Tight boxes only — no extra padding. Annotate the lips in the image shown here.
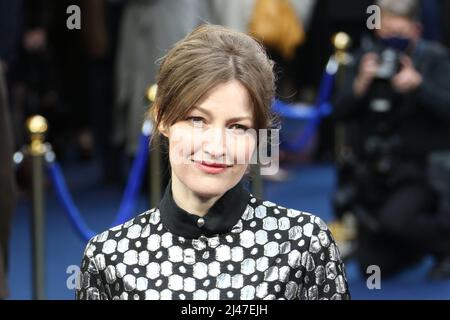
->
[199,161,230,168]
[192,160,233,174]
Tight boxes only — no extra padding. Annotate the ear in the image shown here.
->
[413,22,423,40]
[152,104,169,138]
[158,122,169,138]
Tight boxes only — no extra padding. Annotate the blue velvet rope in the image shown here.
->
[112,133,150,226]
[47,161,96,241]
[47,132,150,242]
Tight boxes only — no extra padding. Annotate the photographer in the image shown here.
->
[334,0,450,279]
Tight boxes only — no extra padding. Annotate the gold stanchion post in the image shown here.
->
[331,32,352,161]
[328,33,358,258]
[27,115,48,300]
[332,32,352,67]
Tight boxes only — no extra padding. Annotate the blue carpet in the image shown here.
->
[7,162,450,299]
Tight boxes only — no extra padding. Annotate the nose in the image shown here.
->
[203,127,227,160]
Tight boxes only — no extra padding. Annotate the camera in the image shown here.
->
[368,48,401,116]
[359,46,404,138]
[375,48,401,80]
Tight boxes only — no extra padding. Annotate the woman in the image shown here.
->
[76,24,350,300]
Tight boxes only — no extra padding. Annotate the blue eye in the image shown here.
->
[229,124,249,133]
[187,116,204,128]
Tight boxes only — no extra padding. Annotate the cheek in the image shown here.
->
[168,127,203,164]
[228,135,257,164]
[168,128,257,167]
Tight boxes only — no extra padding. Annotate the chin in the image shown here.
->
[172,162,247,199]
[188,176,234,198]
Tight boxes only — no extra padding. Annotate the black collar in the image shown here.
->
[158,180,250,239]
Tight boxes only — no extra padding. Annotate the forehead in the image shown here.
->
[380,12,413,28]
[377,12,415,38]
[193,80,253,117]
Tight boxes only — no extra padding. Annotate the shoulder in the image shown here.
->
[419,40,449,57]
[246,196,331,240]
[82,208,160,258]
[244,196,341,264]
[417,40,450,70]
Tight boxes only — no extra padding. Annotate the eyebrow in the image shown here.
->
[191,106,253,122]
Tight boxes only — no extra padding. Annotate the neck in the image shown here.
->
[171,175,222,217]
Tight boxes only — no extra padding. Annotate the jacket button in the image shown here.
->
[197,218,205,228]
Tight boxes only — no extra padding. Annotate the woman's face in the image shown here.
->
[161,80,257,198]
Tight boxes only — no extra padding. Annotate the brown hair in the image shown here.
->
[149,24,277,145]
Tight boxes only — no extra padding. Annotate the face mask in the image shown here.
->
[380,36,412,52]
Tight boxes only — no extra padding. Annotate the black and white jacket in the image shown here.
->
[76,181,350,300]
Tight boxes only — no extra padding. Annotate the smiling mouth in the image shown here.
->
[192,160,233,168]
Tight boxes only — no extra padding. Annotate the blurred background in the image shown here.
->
[1,0,450,299]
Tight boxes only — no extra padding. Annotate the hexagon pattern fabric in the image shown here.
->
[76,196,350,300]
